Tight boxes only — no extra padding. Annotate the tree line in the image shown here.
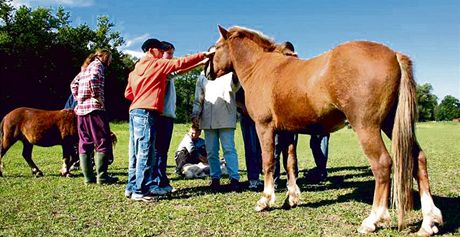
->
[1,2,459,122]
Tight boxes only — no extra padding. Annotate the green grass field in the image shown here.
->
[0,122,458,236]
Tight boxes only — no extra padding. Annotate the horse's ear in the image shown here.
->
[218,25,229,40]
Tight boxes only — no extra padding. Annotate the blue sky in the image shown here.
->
[13,0,460,99]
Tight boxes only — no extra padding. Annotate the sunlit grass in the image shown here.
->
[0,122,458,236]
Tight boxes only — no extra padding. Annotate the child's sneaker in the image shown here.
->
[248,179,263,191]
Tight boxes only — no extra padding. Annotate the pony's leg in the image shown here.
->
[355,128,392,234]
[283,142,301,209]
[22,142,43,177]
[60,144,73,177]
[0,134,17,177]
[255,125,276,212]
[413,144,443,236]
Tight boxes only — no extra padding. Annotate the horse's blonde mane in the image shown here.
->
[228,26,276,52]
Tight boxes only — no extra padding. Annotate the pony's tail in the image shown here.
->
[392,53,416,230]
[0,117,4,176]
[0,117,4,155]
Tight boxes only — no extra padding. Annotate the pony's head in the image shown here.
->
[205,25,296,80]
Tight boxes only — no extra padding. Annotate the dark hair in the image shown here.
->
[161,41,175,51]
[283,41,295,52]
[141,38,168,52]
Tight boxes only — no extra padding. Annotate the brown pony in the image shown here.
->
[207,25,443,235]
[0,107,116,177]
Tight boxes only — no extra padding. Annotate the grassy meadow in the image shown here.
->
[0,122,459,236]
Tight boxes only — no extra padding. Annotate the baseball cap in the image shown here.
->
[141,38,168,52]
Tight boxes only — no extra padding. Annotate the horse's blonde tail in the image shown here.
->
[392,53,416,230]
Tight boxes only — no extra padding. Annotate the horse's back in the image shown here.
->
[3,107,77,146]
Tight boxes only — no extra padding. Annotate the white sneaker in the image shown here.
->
[131,194,156,203]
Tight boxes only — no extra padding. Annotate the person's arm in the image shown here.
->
[70,74,80,99]
[178,134,195,154]
[124,73,134,101]
[191,74,205,126]
[88,62,104,99]
[160,53,206,75]
[175,58,208,75]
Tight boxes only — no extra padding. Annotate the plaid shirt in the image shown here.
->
[70,59,106,115]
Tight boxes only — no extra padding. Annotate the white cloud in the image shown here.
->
[122,33,150,49]
[123,49,144,59]
[11,0,94,8]
[10,0,31,8]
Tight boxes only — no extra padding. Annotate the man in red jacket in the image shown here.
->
[124,38,212,202]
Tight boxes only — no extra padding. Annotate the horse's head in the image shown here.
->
[205,25,296,80]
[204,25,234,80]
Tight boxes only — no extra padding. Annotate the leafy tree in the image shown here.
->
[416,83,438,121]
[0,1,133,120]
[174,68,201,123]
[435,95,460,121]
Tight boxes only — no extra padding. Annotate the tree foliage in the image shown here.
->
[174,68,201,123]
[435,95,460,121]
[0,1,133,120]
[416,83,438,121]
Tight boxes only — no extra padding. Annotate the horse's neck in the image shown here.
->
[230,42,264,85]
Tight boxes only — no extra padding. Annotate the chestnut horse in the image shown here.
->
[206,26,443,235]
[0,107,116,177]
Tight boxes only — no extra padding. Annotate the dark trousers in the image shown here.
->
[240,113,262,181]
[77,110,112,155]
[274,132,298,182]
[310,134,330,174]
[153,116,174,187]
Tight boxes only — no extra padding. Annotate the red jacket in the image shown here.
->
[125,53,205,112]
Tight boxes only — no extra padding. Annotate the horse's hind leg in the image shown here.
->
[0,133,17,177]
[382,126,443,235]
[413,144,443,236]
[283,141,301,209]
[355,127,392,234]
[22,142,43,177]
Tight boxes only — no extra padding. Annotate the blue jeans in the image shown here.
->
[204,128,240,180]
[126,109,158,197]
[153,116,174,187]
[310,134,330,174]
[240,114,262,181]
[274,132,298,183]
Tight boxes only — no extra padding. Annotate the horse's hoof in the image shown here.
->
[357,223,376,234]
[417,225,438,236]
[282,196,299,210]
[35,171,44,177]
[65,173,72,178]
[255,198,270,212]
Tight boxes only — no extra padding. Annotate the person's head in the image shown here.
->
[141,38,168,58]
[81,48,112,69]
[189,127,201,140]
[95,49,112,66]
[161,41,175,59]
[275,41,297,57]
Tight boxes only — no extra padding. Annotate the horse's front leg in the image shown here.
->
[255,125,275,212]
[283,140,301,209]
[60,144,74,177]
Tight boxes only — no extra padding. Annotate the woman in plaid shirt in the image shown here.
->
[70,49,118,185]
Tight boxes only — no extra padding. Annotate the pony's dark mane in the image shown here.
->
[228,26,276,52]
